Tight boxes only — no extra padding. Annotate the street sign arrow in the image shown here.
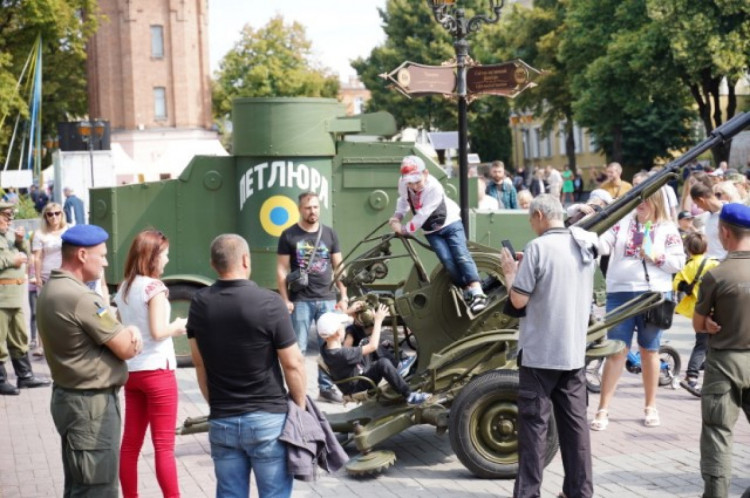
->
[466,59,541,98]
[381,61,457,97]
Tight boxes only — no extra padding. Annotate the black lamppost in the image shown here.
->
[78,120,106,187]
[427,0,504,232]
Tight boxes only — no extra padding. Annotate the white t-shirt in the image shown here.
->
[32,230,66,281]
[114,275,176,372]
[697,209,727,260]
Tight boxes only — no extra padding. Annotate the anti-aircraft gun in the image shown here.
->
[159,103,749,477]
[304,112,750,477]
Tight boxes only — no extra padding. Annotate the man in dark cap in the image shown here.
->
[37,224,143,498]
[0,201,49,395]
[693,203,750,497]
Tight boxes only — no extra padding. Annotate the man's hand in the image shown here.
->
[285,300,294,314]
[500,248,518,278]
[131,327,143,355]
[705,316,721,335]
[12,252,27,268]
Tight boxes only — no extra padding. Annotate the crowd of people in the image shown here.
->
[2,153,750,498]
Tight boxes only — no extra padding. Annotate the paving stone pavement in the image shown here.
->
[1,314,749,497]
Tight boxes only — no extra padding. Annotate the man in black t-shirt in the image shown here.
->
[189,234,307,497]
[277,191,349,403]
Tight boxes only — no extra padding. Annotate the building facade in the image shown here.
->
[86,0,225,181]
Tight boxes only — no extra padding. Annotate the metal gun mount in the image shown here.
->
[177,112,750,478]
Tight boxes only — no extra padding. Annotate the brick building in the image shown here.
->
[86,0,225,181]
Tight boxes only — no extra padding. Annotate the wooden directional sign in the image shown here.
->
[381,61,457,97]
[466,59,540,98]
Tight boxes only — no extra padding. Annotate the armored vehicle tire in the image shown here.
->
[167,283,203,368]
[658,344,681,387]
[449,370,559,479]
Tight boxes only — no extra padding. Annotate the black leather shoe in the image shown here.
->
[0,382,20,395]
[17,376,51,389]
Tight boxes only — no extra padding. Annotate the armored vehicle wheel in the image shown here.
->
[167,284,203,368]
[585,358,604,393]
[345,450,397,477]
[449,370,558,479]
[658,344,681,387]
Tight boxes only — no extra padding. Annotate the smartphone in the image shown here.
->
[501,239,517,261]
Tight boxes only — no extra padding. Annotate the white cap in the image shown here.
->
[317,312,352,338]
[588,189,613,205]
[400,155,426,183]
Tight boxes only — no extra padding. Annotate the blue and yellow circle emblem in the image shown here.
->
[259,195,299,237]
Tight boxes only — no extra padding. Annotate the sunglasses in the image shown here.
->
[46,211,62,218]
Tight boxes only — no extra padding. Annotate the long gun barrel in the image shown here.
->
[576,112,750,235]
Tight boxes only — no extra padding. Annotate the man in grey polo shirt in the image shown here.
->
[501,194,597,498]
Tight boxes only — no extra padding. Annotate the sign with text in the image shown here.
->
[381,61,457,97]
[466,60,540,98]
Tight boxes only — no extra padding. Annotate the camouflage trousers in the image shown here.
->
[50,386,122,498]
[700,348,750,498]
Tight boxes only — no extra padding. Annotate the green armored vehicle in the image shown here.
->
[91,99,750,477]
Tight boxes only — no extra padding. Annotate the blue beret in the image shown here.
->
[719,203,750,229]
[61,224,109,247]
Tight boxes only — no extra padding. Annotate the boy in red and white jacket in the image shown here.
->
[389,155,488,313]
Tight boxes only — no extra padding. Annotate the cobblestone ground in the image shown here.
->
[1,315,748,497]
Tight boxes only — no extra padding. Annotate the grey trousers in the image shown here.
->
[514,366,593,498]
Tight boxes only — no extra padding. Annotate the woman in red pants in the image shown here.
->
[115,229,187,497]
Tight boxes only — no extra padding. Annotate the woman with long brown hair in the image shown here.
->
[114,229,186,497]
[591,192,685,430]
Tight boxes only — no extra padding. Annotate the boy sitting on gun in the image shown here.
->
[318,305,429,405]
[343,299,417,377]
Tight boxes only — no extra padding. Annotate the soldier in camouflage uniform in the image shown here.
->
[0,201,49,395]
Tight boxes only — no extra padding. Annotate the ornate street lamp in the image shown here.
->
[427,0,504,231]
[78,120,106,187]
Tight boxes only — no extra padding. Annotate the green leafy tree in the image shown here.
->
[477,0,578,170]
[0,0,99,167]
[560,0,695,169]
[352,0,512,168]
[647,0,750,165]
[212,16,340,121]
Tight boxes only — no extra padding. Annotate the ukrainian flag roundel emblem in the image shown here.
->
[259,195,299,237]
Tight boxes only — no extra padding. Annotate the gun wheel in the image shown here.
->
[449,370,558,479]
[345,450,397,477]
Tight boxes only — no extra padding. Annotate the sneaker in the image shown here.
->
[398,355,417,377]
[680,378,701,398]
[406,392,431,405]
[319,387,343,404]
[469,293,488,313]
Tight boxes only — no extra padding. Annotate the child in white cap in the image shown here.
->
[318,305,429,405]
[389,155,488,313]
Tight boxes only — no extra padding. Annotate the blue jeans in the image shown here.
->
[208,412,291,498]
[606,291,671,352]
[425,221,480,287]
[291,299,335,390]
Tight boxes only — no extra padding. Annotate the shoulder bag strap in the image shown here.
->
[303,226,324,274]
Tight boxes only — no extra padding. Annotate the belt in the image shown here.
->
[53,384,120,396]
[0,278,24,285]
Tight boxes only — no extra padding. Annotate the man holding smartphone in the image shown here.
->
[500,194,598,498]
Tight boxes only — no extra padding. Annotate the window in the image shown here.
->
[154,87,167,119]
[353,97,365,115]
[151,25,164,58]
